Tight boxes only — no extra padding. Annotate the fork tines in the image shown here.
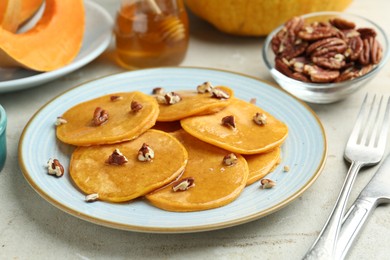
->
[350,94,390,148]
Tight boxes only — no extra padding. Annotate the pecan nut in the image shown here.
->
[223,153,238,166]
[306,37,348,57]
[172,177,195,192]
[291,72,310,82]
[272,16,382,83]
[335,64,373,82]
[221,115,236,128]
[152,87,165,95]
[110,95,123,101]
[211,88,230,99]
[85,193,99,202]
[345,36,363,61]
[271,16,308,60]
[253,112,267,126]
[260,178,276,189]
[106,149,128,165]
[329,18,356,30]
[164,92,182,105]
[312,53,346,70]
[357,27,377,39]
[298,23,338,41]
[369,37,383,64]
[131,100,143,112]
[137,143,154,162]
[307,37,348,69]
[197,81,214,93]
[303,64,340,83]
[93,107,109,126]
[359,37,382,65]
[275,58,294,77]
[47,158,65,177]
[55,116,67,126]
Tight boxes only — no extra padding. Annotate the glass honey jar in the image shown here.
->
[115,0,189,69]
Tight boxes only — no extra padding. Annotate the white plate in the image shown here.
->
[0,0,113,93]
[18,67,327,233]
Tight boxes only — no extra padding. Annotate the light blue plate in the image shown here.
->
[0,0,113,93]
[18,67,327,233]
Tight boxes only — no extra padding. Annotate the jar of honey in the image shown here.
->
[115,0,189,69]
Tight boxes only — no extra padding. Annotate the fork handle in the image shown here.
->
[303,161,363,260]
[335,197,377,260]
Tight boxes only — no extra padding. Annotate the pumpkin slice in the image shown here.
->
[70,129,188,203]
[181,98,288,154]
[0,0,21,32]
[244,147,281,186]
[20,0,44,26]
[156,86,234,122]
[146,130,248,212]
[56,92,159,146]
[0,0,84,71]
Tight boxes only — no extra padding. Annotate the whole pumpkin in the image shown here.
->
[185,0,352,36]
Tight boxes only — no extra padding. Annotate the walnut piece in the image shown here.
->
[47,158,64,177]
[106,149,128,165]
[172,177,195,192]
[93,107,109,126]
[137,143,154,162]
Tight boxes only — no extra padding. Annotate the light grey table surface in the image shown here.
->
[1,0,390,259]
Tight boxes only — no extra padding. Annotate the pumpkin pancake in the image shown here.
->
[70,129,188,203]
[244,147,281,186]
[145,130,248,212]
[56,92,159,146]
[156,86,234,122]
[181,98,288,154]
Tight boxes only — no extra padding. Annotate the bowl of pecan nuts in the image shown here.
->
[262,12,389,104]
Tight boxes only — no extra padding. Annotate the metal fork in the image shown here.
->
[303,94,390,260]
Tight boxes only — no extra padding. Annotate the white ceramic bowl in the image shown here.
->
[262,11,390,104]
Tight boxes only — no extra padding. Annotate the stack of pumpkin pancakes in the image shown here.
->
[56,84,288,212]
